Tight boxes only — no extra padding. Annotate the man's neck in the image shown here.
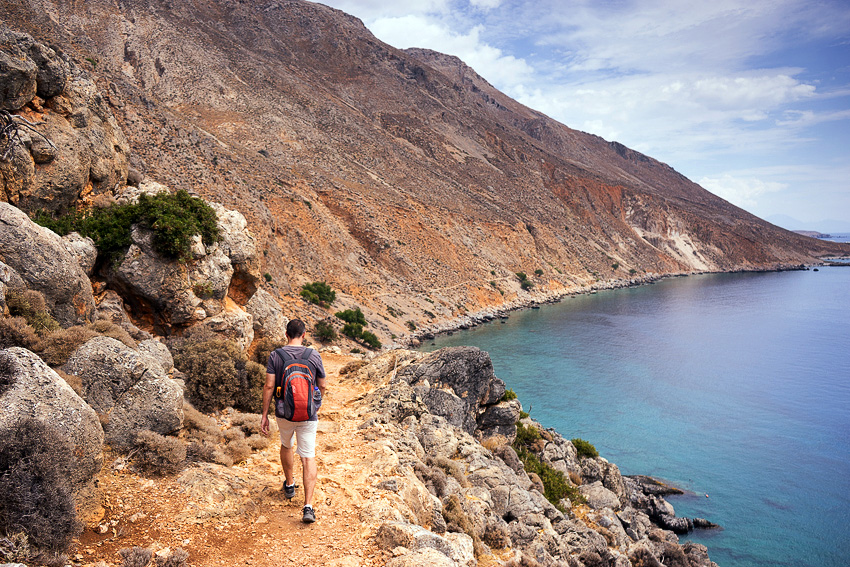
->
[287,337,304,347]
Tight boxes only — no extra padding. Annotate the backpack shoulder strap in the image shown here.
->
[299,347,314,361]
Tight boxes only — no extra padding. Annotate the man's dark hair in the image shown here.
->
[286,319,306,339]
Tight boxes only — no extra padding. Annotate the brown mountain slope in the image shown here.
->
[2,0,847,340]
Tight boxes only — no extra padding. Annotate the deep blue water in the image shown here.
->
[422,268,850,567]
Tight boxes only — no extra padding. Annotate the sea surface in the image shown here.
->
[422,267,850,567]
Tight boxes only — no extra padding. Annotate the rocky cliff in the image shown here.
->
[2,0,848,343]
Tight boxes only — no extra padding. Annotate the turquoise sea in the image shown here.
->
[422,267,850,567]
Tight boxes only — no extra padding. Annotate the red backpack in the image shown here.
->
[273,348,319,422]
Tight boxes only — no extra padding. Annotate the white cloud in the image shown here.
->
[469,0,501,9]
[698,174,787,209]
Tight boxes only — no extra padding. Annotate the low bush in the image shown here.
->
[4,289,59,335]
[0,419,82,553]
[513,447,585,511]
[571,438,599,459]
[33,189,219,262]
[119,546,152,567]
[443,494,486,557]
[132,430,186,476]
[39,325,98,366]
[359,329,382,350]
[501,388,517,402]
[313,319,337,342]
[155,547,189,567]
[426,456,468,488]
[54,368,83,397]
[0,531,30,564]
[300,281,336,307]
[534,269,544,276]
[173,336,262,413]
[252,337,287,366]
[513,422,542,448]
[0,316,41,352]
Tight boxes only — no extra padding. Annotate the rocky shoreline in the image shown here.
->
[349,346,721,566]
[396,262,815,348]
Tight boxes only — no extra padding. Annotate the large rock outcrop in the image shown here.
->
[0,347,104,497]
[0,26,129,214]
[350,350,719,567]
[62,336,183,449]
[0,201,95,326]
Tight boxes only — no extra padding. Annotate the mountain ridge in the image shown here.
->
[1,0,848,341]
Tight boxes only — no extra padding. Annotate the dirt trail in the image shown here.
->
[76,353,389,567]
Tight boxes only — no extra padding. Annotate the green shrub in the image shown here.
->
[513,447,585,510]
[300,281,336,307]
[519,410,529,419]
[173,336,260,413]
[359,329,382,349]
[313,320,337,342]
[406,320,416,331]
[521,279,534,290]
[4,289,60,335]
[612,262,619,270]
[0,419,82,552]
[534,269,544,277]
[192,282,215,299]
[132,430,186,476]
[515,272,527,281]
[513,422,541,448]
[335,307,367,326]
[263,272,272,282]
[571,438,599,459]
[501,388,518,402]
[629,268,637,275]
[33,189,219,262]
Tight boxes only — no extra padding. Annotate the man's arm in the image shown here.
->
[316,376,326,397]
[260,371,276,435]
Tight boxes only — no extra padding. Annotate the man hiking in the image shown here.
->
[261,319,327,523]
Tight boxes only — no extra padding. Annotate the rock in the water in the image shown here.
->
[62,336,183,449]
[0,347,104,492]
[0,202,95,326]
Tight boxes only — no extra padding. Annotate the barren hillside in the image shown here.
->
[2,0,847,340]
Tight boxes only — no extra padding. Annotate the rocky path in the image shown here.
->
[76,353,390,567]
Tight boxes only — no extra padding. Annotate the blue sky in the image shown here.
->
[317,0,850,231]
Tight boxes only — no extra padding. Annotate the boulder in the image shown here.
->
[0,259,25,289]
[62,336,183,449]
[138,339,174,374]
[397,347,506,435]
[62,231,98,276]
[0,347,104,492]
[0,202,95,326]
[579,481,621,511]
[197,301,254,351]
[477,399,520,439]
[245,288,288,339]
[0,37,37,110]
[376,522,474,567]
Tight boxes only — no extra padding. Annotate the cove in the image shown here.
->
[422,268,850,567]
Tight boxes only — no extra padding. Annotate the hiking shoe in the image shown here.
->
[282,482,296,500]
[302,505,316,524]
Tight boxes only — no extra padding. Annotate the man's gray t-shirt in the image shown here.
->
[266,346,326,421]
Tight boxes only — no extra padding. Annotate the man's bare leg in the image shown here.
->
[281,444,295,487]
[301,456,317,507]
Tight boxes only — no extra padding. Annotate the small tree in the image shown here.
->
[300,282,336,308]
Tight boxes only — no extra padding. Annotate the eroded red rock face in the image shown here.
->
[2,0,847,338]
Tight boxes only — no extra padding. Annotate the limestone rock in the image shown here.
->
[95,289,151,341]
[0,202,95,326]
[114,179,169,204]
[62,231,98,276]
[0,347,103,492]
[138,339,174,374]
[579,481,621,511]
[0,259,25,289]
[0,28,128,213]
[0,35,37,110]
[245,288,288,339]
[62,336,183,449]
[376,522,474,567]
[397,346,506,435]
[197,301,254,351]
[477,399,520,440]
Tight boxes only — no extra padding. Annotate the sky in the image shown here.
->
[316,0,850,231]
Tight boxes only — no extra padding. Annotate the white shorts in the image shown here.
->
[275,417,318,458]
